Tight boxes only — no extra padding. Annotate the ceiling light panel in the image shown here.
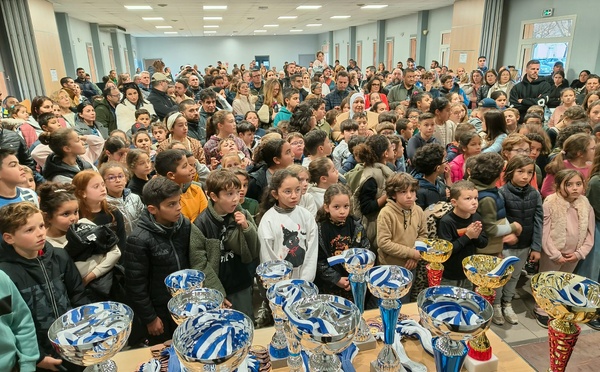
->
[203,5,227,10]
[296,5,321,10]
[124,5,152,10]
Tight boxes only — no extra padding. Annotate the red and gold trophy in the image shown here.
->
[531,271,600,372]
[415,239,453,287]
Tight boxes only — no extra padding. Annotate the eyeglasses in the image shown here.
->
[408,115,419,120]
[511,149,531,155]
[371,83,381,86]
[281,188,302,196]
[105,174,126,183]
[290,141,304,146]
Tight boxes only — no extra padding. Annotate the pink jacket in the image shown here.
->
[541,160,590,198]
[450,154,465,183]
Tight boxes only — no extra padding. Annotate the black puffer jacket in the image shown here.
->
[0,242,89,362]
[247,164,268,201]
[509,76,552,119]
[123,209,191,325]
[147,88,178,120]
[42,153,93,182]
[499,181,543,251]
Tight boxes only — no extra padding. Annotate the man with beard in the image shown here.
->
[188,74,203,102]
[388,68,423,108]
[389,68,403,87]
[509,59,552,121]
[196,89,220,144]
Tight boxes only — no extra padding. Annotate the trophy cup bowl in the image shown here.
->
[417,286,493,372]
[256,260,293,289]
[285,294,360,371]
[365,265,413,372]
[418,239,453,287]
[267,279,319,371]
[164,269,205,297]
[531,271,600,372]
[172,309,254,372]
[48,301,133,371]
[462,255,515,298]
[343,248,376,344]
[168,287,225,325]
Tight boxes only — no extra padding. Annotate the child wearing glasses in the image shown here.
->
[101,161,144,235]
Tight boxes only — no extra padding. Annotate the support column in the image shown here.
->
[349,26,356,61]
[90,23,106,78]
[376,20,386,67]
[110,31,124,73]
[55,12,75,77]
[125,33,136,75]
[416,10,429,67]
[327,31,334,66]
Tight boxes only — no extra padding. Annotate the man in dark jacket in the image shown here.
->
[179,99,204,143]
[75,67,101,100]
[124,177,191,344]
[196,89,219,144]
[93,86,120,132]
[324,71,350,111]
[509,60,552,121]
[147,72,178,120]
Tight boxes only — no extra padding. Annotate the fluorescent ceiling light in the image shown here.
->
[254,30,267,33]
[203,5,227,10]
[306,23,322,27]
[278,16,297,19]
[203,25,219,28]
[124,5,152,10]
[203,17,222,20]
[264,24,279,27]
[361,5,389,9]
[296,5,321,9]
[142,17,164,21]
[164,31,178,34]
[330,15,351,19]
[155,26,172,29]
[290,29,303,32]
[204,31,217,34]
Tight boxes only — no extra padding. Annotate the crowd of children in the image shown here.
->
[1,60,600,371]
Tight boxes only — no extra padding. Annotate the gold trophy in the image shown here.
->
[531,271,600,372]
[416,239,453,287]
[462,255,519,372]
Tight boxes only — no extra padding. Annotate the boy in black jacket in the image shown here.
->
[413,143,451,209]
[438,180,488,289]
[0,202,89,371]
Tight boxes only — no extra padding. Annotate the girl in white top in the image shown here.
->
[257,169,318,282]
[287,164,318,216]
[306,157,339,210]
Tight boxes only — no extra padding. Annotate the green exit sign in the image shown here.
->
[542,8,554,17]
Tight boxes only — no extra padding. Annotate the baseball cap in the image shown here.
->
[151,72,169,82]
[480,98,498,108]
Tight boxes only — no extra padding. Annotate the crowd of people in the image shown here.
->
[1,51,600,371]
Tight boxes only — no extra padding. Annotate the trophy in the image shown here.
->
[255,260,294,365]
[267,279,319,371]
[285,294,360,372]
[327,247,377,349]
[416,239,453,287]
[365,265,413,372]
[462,255,519,369]
[173,309,254,372]
[164,269,205,297]
[48,301,133,372]
[168,287,225,325]
[417,286,493,372]
[531,271,600,372]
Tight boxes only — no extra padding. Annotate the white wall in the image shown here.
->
[385,14,419,69]
[67,17,94,75]
[98,31,114,75]
[498,0,599,81]
[135,35,318,73]
[332,28,350,64]
[425,6,453,66]
[355,23,377,69]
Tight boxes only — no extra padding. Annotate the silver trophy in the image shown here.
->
[172,309,254,372]
[417,286,493,372]
[48,301,133,372]
[255,260,293,361]
[168,287,225,325]
[164,269,205,297]
[285,294,360,372]
[267,279,319,371]
[365,265,413,372]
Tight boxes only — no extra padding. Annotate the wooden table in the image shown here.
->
[112,302,535,371]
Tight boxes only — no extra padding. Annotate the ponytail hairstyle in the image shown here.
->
[257,168,299,223]
[308,156,334,184]
[98,136,127,168]
[126,149,149,174]
[38,127,75,157]
[72,169,115,220]
[208,110,231,138]
[316,184,352,223]
[353,134,390,166]
[545,133,593,175]
[504,155,535,184]
[38,182,78,224]
[253,138,287,168]
[429,97,450,116]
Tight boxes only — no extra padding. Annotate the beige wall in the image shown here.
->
[449,0,485,71]
[27,0,66,94]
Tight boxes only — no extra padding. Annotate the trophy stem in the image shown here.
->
[426,263,444,287]
[269,317,289,359]
[349,274,371,342]
[283,322,303,372]
[433,337,468,372]
[547,320,580,372]
[467,332,493,361]
[380,299,401,345]
[475,286,496,304]
[309,350,342,372]
[83,360,117,372]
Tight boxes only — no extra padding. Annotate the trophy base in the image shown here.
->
[83,360,117,372]
[464,353,498,372]
[370,360,408,372]
[355,334,378,351]
[270,356,288,369]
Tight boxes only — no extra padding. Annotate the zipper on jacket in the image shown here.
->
[170,231,182,270]
[37,257,60,319]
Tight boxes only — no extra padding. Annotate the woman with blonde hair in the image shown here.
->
[50,89,76,127]
[257,78,283,127]
[232,81,258,116]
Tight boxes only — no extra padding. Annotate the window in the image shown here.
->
[322,44,329,65]
[86,43,97,82]
[410,37,417,61]
[108,46,116,71]
[440,31,451,67]
[335,43,339,62]
[372,39,377,66]
[356,41,362,69]
[518,16,575,76]
[386,38,394,72]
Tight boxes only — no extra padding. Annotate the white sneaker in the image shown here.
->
[503,303,519,325]
[493,304,505,325]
